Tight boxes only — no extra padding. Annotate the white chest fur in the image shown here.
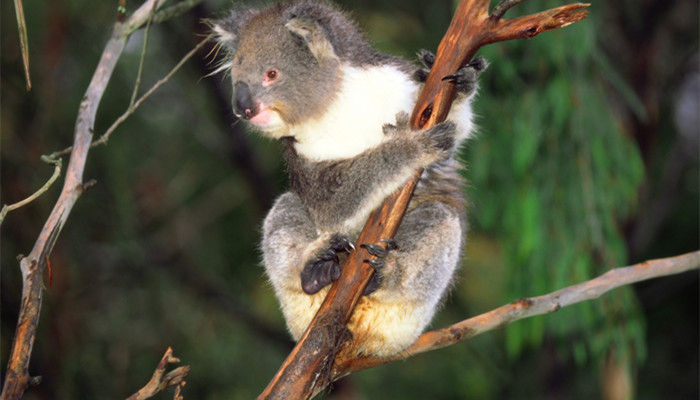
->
[290,64,420,161]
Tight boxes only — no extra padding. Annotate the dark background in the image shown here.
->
[2,0,698,398]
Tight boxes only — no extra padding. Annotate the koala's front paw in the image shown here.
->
[301,235,354,294]
[422,120,457,162]
[383,111,456,162]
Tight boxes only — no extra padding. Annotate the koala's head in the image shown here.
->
[212,2,373,138]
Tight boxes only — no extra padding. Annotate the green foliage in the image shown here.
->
[467,0,647,370]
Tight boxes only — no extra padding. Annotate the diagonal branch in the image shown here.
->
[256,1,590,399]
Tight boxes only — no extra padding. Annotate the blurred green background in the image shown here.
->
[1,0,697,398]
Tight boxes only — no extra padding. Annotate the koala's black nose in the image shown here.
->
[233,82,256,119]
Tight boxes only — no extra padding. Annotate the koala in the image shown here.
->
[212,1,485,358]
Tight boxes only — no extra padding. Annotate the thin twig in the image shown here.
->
[51,33,213,157]
[491,0,525,19]
[93,33,213,148]
[153,0,205,24]
[130,0,159,108]
[0,156,62,226]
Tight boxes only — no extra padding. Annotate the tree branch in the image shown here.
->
[334,251,700,377]
[256,1,590,399]
[1,1,204,398]
[126,348,190,400]
[0,156,62,225]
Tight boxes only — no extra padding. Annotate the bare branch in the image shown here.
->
[126,348,190,400]
[51,33,213,158]
[335,251,700,377]
[153,0,205,24]
[0,156,62,226]
[92,34,213,148]
[491,0,525,20]
[129,0,159,109]
[1,1,205,398]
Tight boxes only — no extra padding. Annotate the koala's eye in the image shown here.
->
[263,68,280,84]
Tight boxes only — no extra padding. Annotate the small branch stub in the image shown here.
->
[126,347,190,400]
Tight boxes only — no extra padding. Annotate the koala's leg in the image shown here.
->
[263,191,352,338]
[368,200,463,310]
[263,191,354,295]
[346,200,464,356]
[262,192,320,291]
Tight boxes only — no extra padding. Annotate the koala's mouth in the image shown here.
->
[247,104,286,135]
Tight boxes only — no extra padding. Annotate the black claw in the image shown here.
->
[359,238,399,295]
[467,56,488,71]
[413,69,429,83]
[441,57,487,95]
[362,243,388,258]
[441,73,460,83]
[329,235,355,254]
[414,50,435,83]
[366,257,386,271]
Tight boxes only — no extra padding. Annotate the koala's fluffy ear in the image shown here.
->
[209,20,237,49]
[207,8,258,51]
[285,17,339,62]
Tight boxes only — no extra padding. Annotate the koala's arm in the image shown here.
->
[307,115,456,232]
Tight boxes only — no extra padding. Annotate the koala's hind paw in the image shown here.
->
[361,239,398,295]
[301,235,354,294]
[442,57,488,95]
